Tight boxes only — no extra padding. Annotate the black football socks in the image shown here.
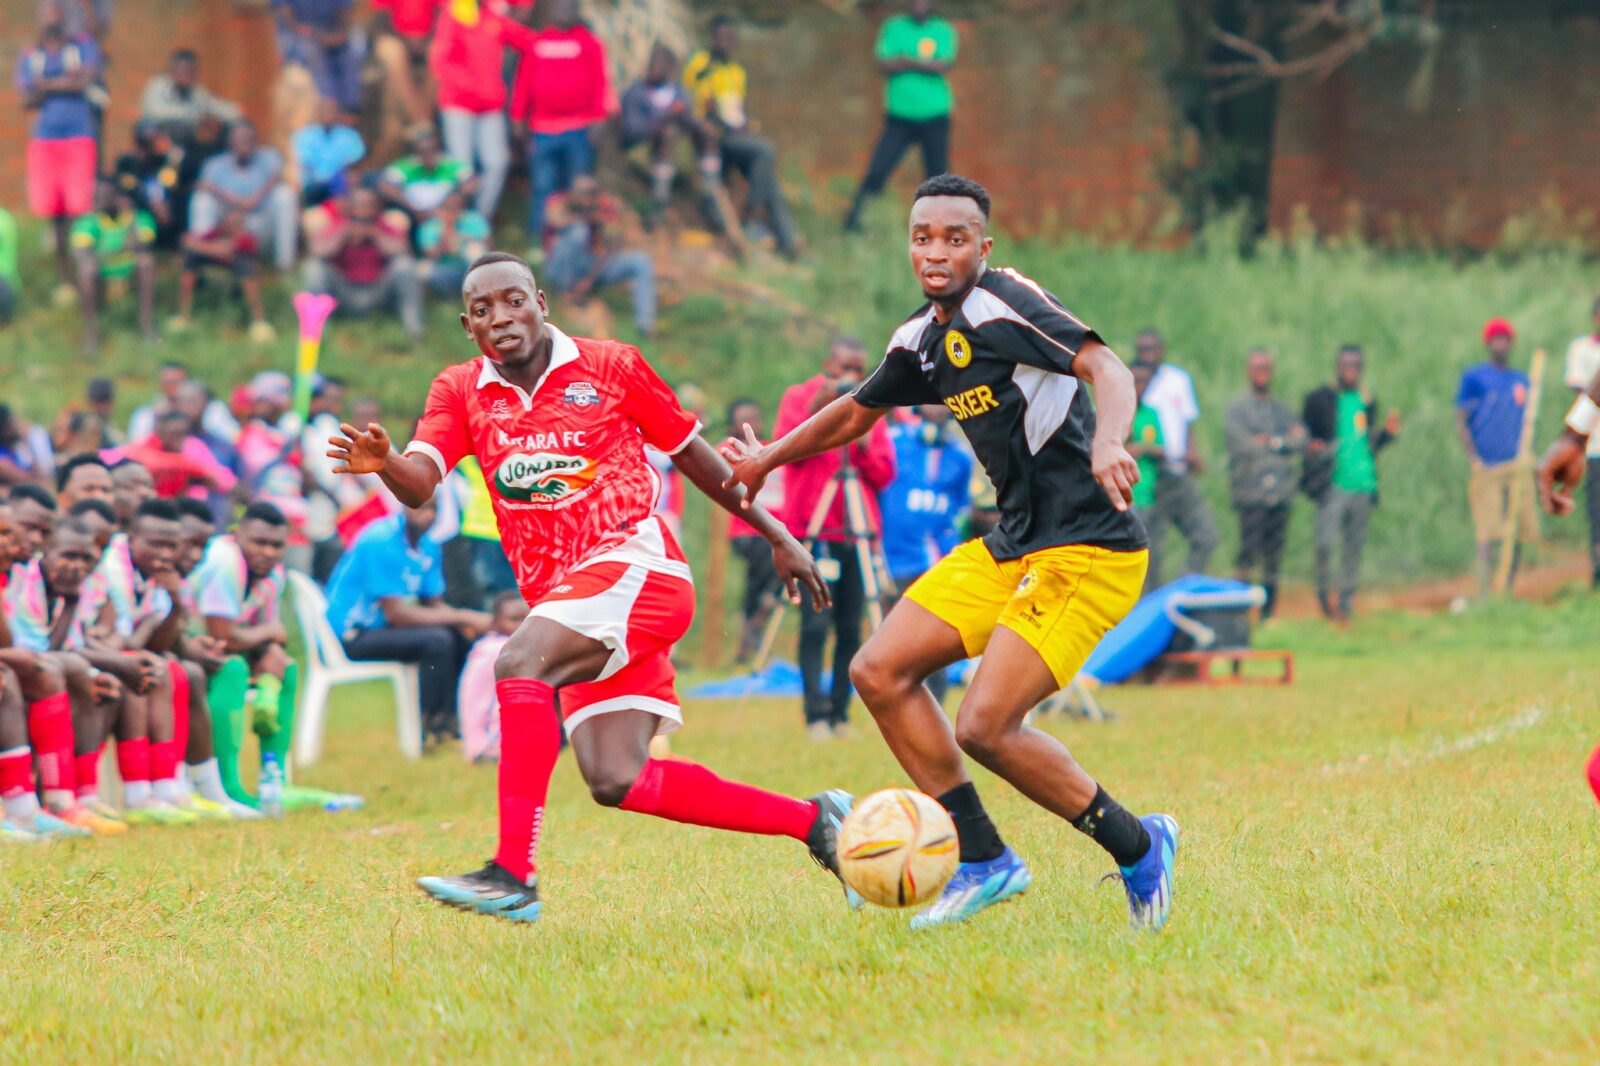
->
[1071,785,1151,868]
[936,781,1006,863]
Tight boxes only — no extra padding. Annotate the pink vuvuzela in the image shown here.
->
[293,292,338,340]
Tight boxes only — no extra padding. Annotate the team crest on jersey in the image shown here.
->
[487,399,516,420]
[1015,569,1039,597]
[562,382,601,407]
[945,329,972,369]
[494,453,599,503]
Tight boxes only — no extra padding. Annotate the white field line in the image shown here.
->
[1319,703,1552,776]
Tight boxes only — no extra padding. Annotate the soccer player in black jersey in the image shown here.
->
[725,174,1179,930]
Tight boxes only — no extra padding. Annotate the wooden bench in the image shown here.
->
[1147,649,1294,687]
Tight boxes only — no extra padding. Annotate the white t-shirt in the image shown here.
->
[1142,363,1200,469]
[1563,334,1600,458]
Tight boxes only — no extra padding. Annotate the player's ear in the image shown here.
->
[980,235,993,265]
[459,311,472,339]
[537,290,550,317]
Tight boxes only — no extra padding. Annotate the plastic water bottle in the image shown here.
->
[259,753,285,818]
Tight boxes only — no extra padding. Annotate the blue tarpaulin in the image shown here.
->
[1081,575,1258,685]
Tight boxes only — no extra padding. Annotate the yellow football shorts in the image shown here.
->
[904,539,1148,687]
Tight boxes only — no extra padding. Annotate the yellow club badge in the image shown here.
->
[945,329,972,369]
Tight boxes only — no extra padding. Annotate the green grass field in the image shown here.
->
[5,597,1598,1062]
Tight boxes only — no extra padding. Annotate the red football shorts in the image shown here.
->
[27,137,97,219]
[528,518,695,737]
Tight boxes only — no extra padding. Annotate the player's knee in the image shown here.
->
[586,765,638,808]
[848,649,897,705]
[954,715,1004,764]
[33,657,67,696]
[182,661,206,690]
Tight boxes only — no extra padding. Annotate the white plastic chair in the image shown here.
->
[287,570,423,766]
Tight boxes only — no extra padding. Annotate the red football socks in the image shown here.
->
[0,746,34,800]
[76,748,102,800]
[1588,743,1600,806]
[116,738,151,785]
[168,660,191,767]
[26,692,75,794]
[620,758,819,841]
[493,679,562,884]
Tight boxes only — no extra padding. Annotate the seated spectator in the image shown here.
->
[16,4,103,298]
[302,186,424,341]
[272,0,364,115]
[56,451,114,508]
[544,175,657,339]
[124,410,237,500]
[130,362,241,446]
[379,126,476,226]
[137,48,242,147]
[417,188,490,298]
[323,499,491,743]
[70,178,159,352]
[509,0,612,238]
[430,0,535,223]
[174,210,276,343]
[0,404,53,488]
[173,112,231,236]
[455,589,529,762]
[684,15,799,259]
[112,121,186,248]
[0,205,16,324]
[85,378,123,447]
[620,44,710,219]
[189,120,298,272]
[173,380,242,483]
[291,96,367,207]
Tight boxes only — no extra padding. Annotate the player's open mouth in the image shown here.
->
[922,271,951,287]
[492,335,523,351]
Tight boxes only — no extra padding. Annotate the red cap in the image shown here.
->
[1483,317,1515,344]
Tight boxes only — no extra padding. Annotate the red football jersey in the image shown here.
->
[406,327,701,601]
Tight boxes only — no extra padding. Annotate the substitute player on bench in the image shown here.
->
[725,174,1179,931]
[328,251,855,923]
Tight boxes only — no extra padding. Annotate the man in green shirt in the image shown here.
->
[1128,360,1164,513]
[378,126,478,226]
[1302,345,1400,621]
[71,177,159,352]
[0,206,18,323]
[843,0,957,232]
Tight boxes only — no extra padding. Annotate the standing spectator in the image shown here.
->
[620,45,708,219]
[302,186,425,342]
[1135,328,1218,588]
[430,0,535,223]
[543,175,658,338]
[510,0,612,240]
[1302,344,1400,621]
[1127,360,1163,520]
[725,398,785,664]
[272,0,365,115]
[0,206,17,324]
[775,337,896,739]
[1224,349,1304,618]
[843,0,958,232]
[1563,296,1600,588]
[323,500,491,743]
[291,97,367,207]
[174,210,275,343]
[85,378,124,447]
[1457,318,1537,597]
[684,16,800,260]
[15,3,102,298]
[878,403,970,705]
[418,188,491,298]
[137,48,242,147]
[46,0,110,42]
[189,121,298,272]
[379,126,477,226]
[370,0,443,129]
[71,178,159,352]
[112,121,185,248]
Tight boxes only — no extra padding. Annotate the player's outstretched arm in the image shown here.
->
[721,395,885,507]
[326,421,442,509]
[677,436,831,611]
[1538,365,1600,515]
[1072,340,1141,513]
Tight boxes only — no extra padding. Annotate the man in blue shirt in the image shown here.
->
[879,404,971,703]
[325,499,492,742]
[1457,317,1537,596]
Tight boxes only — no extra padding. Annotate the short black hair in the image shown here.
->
[726,396,759,427]
[156,409,192,426]
[173,497,216,525]
[52,517,96,542]
[492,589,527,612]
[87,377,115,404]
[242,501,288,527]
[1338,343,1364,359]
[134,499,182,524]
[159,360,188,375]
[67,498,116,525]
[913,174,990,219]
[56,453,109,494]
[10,483,57,512]
[463,251,535,293]
[170,48,198,64]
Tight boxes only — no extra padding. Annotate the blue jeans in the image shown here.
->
[527,128,596,237]
[544,223,657,335]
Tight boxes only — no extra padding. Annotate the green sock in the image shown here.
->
[207,657,256,808]
[253,673,284,736]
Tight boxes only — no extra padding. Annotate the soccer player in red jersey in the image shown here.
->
[328,252,854,922]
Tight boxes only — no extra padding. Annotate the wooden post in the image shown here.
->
[1495,347,1545,594]
[699,503,730,670]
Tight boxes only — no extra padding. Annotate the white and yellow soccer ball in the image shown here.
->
[837,788,959,908]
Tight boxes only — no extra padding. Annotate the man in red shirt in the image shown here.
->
[125,411,237,500]
[509,0,612,238]
[328,251,855,923]
[774,337,896,738]
[301,186,423,342]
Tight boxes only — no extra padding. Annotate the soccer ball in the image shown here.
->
[837,788,959,908]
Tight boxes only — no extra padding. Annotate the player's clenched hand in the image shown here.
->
[719,425,768,510]
[90,671,123,705]
[1091,437,1139,513]
[772,535,831,612]
[1537,430,1587,516]
[328,421,393,476]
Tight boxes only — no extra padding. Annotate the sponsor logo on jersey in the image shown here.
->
[945,329,972,369]
[488,399,516,420]
[944,384,1000,421]
[563,382,601,407]
[493,452,599,502]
